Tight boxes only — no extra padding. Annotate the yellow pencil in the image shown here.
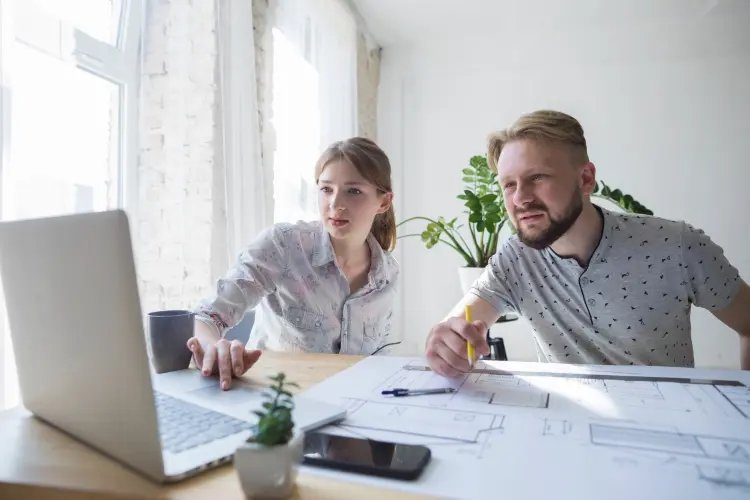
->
[465,305,475,369]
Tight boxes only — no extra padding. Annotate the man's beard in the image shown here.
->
[515,189,583,250]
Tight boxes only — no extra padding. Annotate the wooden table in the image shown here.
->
[0,352,429,500]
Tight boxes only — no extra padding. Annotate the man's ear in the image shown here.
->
[580,162,597,196]
[377,192,393,215]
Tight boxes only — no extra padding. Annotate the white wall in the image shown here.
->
[379,8,750,369]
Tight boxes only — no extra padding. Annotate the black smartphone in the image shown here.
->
[301,431,431,480]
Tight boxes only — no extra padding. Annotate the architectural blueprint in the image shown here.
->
[301,356,750,500]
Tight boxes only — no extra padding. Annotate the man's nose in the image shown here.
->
[513,182,534,207]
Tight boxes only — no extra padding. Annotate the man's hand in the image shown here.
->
[186,337,262,390]
[426,317,490,377]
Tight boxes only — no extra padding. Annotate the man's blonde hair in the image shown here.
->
[487,110,589,172]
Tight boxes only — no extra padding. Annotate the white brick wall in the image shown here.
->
[136,0,221,314]
[135,0,380,316]
[357,31,381,141]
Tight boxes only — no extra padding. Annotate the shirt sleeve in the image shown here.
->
[467,248,518,316]
[194,224,286,337]
[680,222,741,310]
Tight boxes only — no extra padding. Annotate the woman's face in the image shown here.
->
[317,160,391,243]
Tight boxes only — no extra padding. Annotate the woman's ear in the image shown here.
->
[376,192,393,215]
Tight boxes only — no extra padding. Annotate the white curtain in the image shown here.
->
[216,0,271,262]
[270,0,357,223]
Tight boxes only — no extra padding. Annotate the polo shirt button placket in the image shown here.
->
[588,298,596,306]
[581,277,590,285]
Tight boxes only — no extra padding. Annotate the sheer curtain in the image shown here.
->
[216,0,271,263]
[270,0,357,224]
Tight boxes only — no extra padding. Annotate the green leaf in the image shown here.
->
[457,194,468,200]
[610,189,622,201]
[462,176,474,183]
[462,168,473,175]
[467,200,481,212]
[469,155,486,168]
[484,203,501,213]
[469,212,483,223]
[476,221,485,232]
[485,213,501,225]
[480,194,496,204]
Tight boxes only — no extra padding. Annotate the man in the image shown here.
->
[426,110,750,376]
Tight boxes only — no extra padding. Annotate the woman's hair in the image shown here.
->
[487,110,589,172]
[314,137,396,252]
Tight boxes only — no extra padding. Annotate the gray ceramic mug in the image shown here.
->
[147,310,195,374]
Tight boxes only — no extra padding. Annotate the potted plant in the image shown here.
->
[397,154,653,295]
[235,372,303,499]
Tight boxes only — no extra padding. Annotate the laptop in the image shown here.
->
[0,210,346,483]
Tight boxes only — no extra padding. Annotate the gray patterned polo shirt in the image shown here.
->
[470,206,742,367]
[195,220,400,355]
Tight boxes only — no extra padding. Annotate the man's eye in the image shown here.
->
[532,174,546,181]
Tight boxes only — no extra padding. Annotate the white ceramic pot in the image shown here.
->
[234,428,304,499]
[457,266,486,296]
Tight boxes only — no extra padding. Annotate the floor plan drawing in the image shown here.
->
[302,356,750,500]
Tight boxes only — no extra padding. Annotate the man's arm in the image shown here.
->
[710,280,750,370]
[443,293,502,326]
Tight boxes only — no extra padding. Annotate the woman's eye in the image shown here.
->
[348,188,362,195]
[320,186,332,193]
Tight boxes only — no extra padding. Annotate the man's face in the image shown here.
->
[497,139,593,249]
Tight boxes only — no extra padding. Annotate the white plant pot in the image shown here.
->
[457,266,486,296]
[234,428,304,499]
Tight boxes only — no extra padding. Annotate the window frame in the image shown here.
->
[0,0,144,409]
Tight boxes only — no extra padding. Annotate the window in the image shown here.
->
[270,0,357,224]
[0,0,143,410]
[6,43,119,220]
[25,0,123,44]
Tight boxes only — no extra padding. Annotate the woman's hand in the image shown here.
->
[186,337,262,390]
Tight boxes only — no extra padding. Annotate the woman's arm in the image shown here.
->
[194,225,286,338]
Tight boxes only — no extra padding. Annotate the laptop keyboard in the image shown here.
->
[154,391,254,454]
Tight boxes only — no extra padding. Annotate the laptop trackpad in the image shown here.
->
[152,369,346,431]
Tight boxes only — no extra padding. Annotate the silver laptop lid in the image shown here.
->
[0,210,166,481]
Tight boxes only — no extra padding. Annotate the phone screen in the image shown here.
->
[302,431,431,480]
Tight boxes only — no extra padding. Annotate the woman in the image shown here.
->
[187,137,399,390]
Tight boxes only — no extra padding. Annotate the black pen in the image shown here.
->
[381,388,457,397]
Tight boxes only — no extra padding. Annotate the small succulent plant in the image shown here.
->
[248,372,299,446]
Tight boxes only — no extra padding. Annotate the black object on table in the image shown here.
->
[481,313,518,361]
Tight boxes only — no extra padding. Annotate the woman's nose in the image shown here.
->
[329,193,346,211]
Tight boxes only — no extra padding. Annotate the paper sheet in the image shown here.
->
[301,356,750,500]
